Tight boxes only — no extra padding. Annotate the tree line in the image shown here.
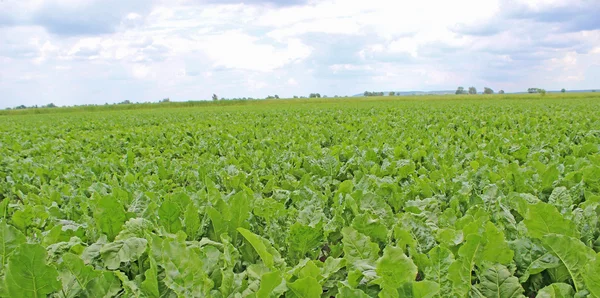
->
[455,87,502,95]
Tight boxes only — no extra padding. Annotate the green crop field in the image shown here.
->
[1,94,600,297]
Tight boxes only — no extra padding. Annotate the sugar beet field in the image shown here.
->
[1,94,600,298]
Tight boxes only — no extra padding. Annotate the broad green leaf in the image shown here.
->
[397,281,440,298]
[0,222,26,269]
[542,166,559,191]
[547,187,574,214]
[537,283,575,298]
[352,213,388,244]
[287,276,321,298]
[85,271,122,298]
[183,203,201,240]
[11,205,49,233]
[151,235,214,297]
[475,264,525,298]
[238,228,282,269]
[481,222,513,265]
[523,202,579,239]
[287,222,323,261]
[256,270,286,298]
[337,285,370,298]
[583,253,600,297]
[253,197,286,222]
[228,190,252,231]
[341,227,379,268]
[114,270,142,296]
[542,234,595,292]
[509,238,560,283]
[59,253,100,298]
[4,243,61,298]
[207,206,227,239]
[140,256,160,298]
[341,227,379,284]
[93,195,127,241]
[298,260,320,279]
[449,234,483,297]
[100,237,147,270]
[320,257,345,281]
[158,200,183,234]
[435,228,463,247]
[115,217,153,240]
[424,246,454,297]
[547,265,571,284]
[400,214,437,253]
[375,246,417,289]
[80,235,108,265]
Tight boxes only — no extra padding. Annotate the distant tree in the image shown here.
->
[499,90,505,94]
[45,103,57,108]
[15,105,27,109]
[274,95,280,99]
[389,92,395,96]
[212,94,218,101]
[527,88,538,94]
[293,95,298,98]
[364,91,370,96]
[538,89,547,96]
[456,87,466,95]
[468,87,477,95]
[561,88,566,93]
[593,90,596,92]
[119,100,132,105]
[323,95,327,98]
[483,87,494,94]
[316,93,321,98]
[161,98,170,103]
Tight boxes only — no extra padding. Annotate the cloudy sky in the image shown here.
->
[1,0,599,107]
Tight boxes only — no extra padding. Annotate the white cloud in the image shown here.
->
[197,32,312,71]
[0,0,599,108]
[287,78,298,86]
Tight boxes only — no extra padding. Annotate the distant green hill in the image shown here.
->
[354,89,597,96]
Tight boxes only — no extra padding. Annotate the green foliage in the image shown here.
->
[523,202,579,239]
[158,200,183,234]
[4,244,61,298]
[93,195,127,241]
[537,283,575,298]
[100,237,147,270]
[0,95,599,296]
[0,222,26,270]
[473,264,525,298]
[542,234,595,292]
[375,246,418,290]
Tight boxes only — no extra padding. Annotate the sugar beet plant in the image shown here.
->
[0,96,600,297]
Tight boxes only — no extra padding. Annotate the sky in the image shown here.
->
[0,0,599,108]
